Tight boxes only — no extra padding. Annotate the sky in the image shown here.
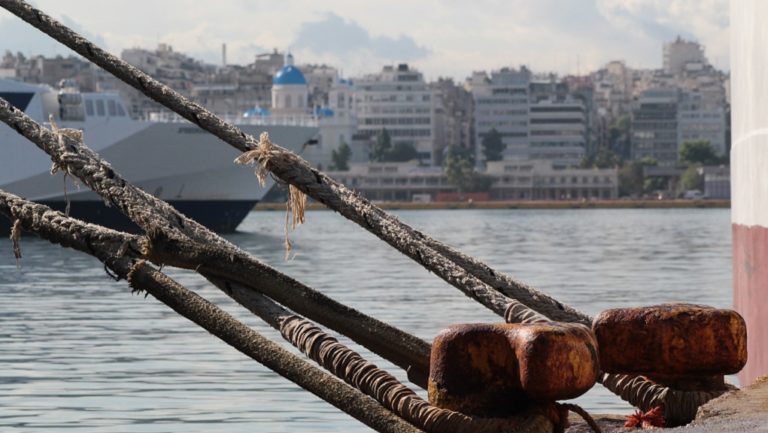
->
[0,0,729,80]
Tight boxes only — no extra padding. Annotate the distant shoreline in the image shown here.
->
[254,199,730,211]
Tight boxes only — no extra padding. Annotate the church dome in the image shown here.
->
[273,54,306,85]
[273,65,306,85]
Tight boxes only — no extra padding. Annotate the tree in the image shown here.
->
[643,176,668,194]
[680,165,704,191]
[370,129,392,162]
[445,145,475,166]
[581,146,621,169]
[385,142,419,162]
[481,128,505,162]
[619,157,657,197]
[608,115,631,159]
[443,154,474,193]
[330,141,351,171]
[680,140,721,166]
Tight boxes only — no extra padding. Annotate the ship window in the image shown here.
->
[0,92,34,112]
[116,103,126,116]
[95,99,105,116]
[107,99,117,116]
[85,99,94,116]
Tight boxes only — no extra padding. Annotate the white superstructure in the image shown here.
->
[0,78,317,232]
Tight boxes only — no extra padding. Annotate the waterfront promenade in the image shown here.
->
[255,199,730,211]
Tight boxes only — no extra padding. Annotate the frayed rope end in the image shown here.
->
[10,219,22,266]
[234,131,276,188]
[234,132,307,260]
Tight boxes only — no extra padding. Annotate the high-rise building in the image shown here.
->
[353,64,438,164]
[631,88,680,166]
[469,67,531,164]
[678,90,727,156]
[528,98,587,167]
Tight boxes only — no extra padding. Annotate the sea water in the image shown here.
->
[0,208,732,432]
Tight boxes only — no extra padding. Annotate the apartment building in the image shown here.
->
[353,64,438,164]
[469,67,532,164]
[528,98,587,167]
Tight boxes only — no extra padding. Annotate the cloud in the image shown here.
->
[0,10,106,58]
[0,1,730,80]
[292,12,430,62]
[595,0,729,68]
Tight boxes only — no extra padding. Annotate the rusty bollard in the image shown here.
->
[428,322,599,417]
[593,303,747,391]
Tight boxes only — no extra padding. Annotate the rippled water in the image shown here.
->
[1,208,732,432]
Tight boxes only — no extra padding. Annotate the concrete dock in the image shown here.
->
[566,377,768,432]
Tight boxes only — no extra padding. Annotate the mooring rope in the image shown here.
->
[505,299,550,324]
[281,316,557,433]
[0,194,421,433]
[0,96,432,389]
[601,373,737,427]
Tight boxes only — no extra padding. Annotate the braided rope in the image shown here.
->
[281,316,554,433]
[505,299,550,324]
[599,373,735,426]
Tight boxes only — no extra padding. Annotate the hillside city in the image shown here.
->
[0,36,730,202]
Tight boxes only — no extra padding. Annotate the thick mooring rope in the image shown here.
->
[0,0,564,329]
[281,316,555,433]
[0,96,432,387]
[505,299,550,324]
[600,373,737,427]
[0,192,420,433]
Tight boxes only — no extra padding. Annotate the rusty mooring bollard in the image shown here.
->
[593,303,747,390]
[428,322,599,417]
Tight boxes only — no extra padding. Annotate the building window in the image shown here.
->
[285,94,292,108]
[95,99,105,116]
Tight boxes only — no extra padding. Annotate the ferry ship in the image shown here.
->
[0,78,318,234]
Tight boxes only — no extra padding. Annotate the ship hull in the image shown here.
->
[0,199,256,235]
[0,80,318,234]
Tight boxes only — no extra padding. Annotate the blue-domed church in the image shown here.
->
[271,53,309,115]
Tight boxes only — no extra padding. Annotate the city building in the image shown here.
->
[302,64,339,108]
[326,160,618,202]
[528,98,587,167]
[631,88,680,167]
[663,36,708,77]
[431,78,474,165]
[469,67,531,164]
[121,44,215,115]
[677,90,728,156]
[701,165,730,199]
[352,64,438,165]
[486,160,618,200]
[306,77,361,169]
[329,162,449,201]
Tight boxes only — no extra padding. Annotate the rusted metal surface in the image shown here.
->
[593,304,747,378]
[428,322,599,417]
